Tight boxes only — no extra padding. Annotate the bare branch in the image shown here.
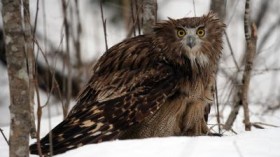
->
[129,0,137,37]
[0,128,9,146]
[61,0,72,117]
[100,1,108,51]
[23,0,37,139]
[224,85,241,130]
[192,0,196,16]
[74,0,82,68]
[214,80,221,133]
[34,49,43,156]
[135,0,142,35]
[224,31,240,71]
[242,0,257,131]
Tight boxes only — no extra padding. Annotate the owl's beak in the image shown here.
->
[186,35,196,48]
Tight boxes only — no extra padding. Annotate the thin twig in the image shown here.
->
[62,0,72,118]
[208,123,238,135]
[41,1,53,156]
[23,0,37,139]
[214,79,221,134]
[32,0,40,50]
[74,0,82,68]
[34,47,43,157]
[192,0,196,16]
[135,0,142,35]
[224,31,240,71]
[0,128,9,146]
[32,38,64,109]
[100,1,108,51]
[130,0,136,37]
[251,123,265,129]
[252,122,279,128]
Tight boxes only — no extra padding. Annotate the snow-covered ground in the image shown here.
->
[1,119,280,157]
[45,128,280,157]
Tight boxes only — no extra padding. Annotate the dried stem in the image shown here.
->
[62,0,72,118]
[23,0,37,139]
[223,72,249,130]
[214,79,221,133]
[130,0,136,37]
[41,1,53,155]
[224,86,241,130]
[33,0,40,49]
[100,1,108,51]
[135,0,142,35]
[252,122,279,128]
[192,0,196,16]
[0,128,9,146]
[34,47,43,157]
[224,31,240,71]
[74,0,82,68]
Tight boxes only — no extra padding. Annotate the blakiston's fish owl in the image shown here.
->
[30,12,225,155]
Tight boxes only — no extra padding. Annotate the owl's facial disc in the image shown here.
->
[176,27,201,50]
[177,27,209,66]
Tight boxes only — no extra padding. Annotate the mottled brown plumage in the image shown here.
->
[30,12,225,155]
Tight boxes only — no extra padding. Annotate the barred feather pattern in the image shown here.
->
[30,12,225,155]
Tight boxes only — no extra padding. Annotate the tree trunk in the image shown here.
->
[142,0,157,34]
[242,0,256,131]
[210,0,226,20]
[1,0,32,156]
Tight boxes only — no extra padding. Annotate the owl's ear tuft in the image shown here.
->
[205,11,226,28]
[206,11,219,20]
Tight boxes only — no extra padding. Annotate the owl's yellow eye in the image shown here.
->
[196,28,205,37]
[177,29,186,38]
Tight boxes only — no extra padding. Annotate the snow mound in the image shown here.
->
[54,128,280,157]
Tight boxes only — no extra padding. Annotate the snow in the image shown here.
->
[56,128,280,157]
[1,120,280,157]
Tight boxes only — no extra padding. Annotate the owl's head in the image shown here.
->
[153,12,225,67]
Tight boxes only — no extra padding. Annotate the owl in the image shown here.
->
[30,12,225,155]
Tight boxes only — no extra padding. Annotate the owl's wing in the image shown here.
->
[30,58,178,155]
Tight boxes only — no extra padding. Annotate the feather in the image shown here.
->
[30,36,178,155]
[30,12,225,155]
